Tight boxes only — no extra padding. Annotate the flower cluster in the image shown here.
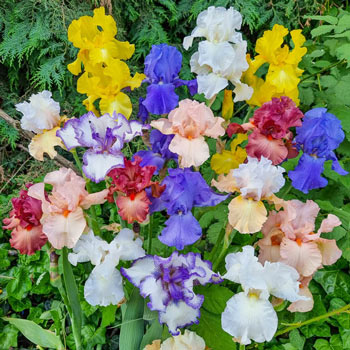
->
[3,5,349,350]
[121,251,221,334]
[67,7,145,117]
[242,24,307,106]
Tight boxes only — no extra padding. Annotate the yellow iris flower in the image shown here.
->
[67,7,145,118]
[242,24,307,106]
[211,134,248,174]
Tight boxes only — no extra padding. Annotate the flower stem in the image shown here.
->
[213,227,236,271]
[148,215,153,254]
[232,103,247,118]
[242,106,254,124]
[206,95,217,108]
[275,303,350,336]
[300,59,345,83]
[239,345,246,350]
[281,182,293,199]
[209,220,227,261]
[70,149,101,236]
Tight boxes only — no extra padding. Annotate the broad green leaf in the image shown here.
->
[307,15,338,25]
[140,318,163,349]
[329,298,350,329]
[311,25,335,37]
[335,44,350,67]
[196,285,234,314]
[101,305,117,328]
[290,329,305,349]
[314,339,331,350]
[330,334,344,350]
[3,317,64,350]
[0,324,18,349]
[6,267,32,300]
[119,287,144,350]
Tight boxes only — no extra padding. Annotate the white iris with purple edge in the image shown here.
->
[121,251,221,335]
[57,111,147,183]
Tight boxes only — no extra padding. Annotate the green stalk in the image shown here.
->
[281,183,293,199]
[70,149,101,236]
[242,106,254,124]
[213,229,236,271]
[300,59,345,83]
[232,103,248,118]
[275,303,350,336]
[209,220,227,261]
[62,247,83,350]
[206,95,217,108]
[148,215,153,254]
[239,344,245,350]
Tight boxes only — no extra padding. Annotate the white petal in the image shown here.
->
[233,81,254,102]
[197,73,228,99]
[56,119,81,150]
[159,301,200,335]
[82,150,124,183]
[84,263,124,306]
[140,276,169,312]
[262,261,306,302]
[68,230,109,266]
[222,293,277,345]
[122,256,156,286]
[190,52,211,75]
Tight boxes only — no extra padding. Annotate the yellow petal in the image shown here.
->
[29,127,63,161]
[211,170,238,193]
[100,92,132,118]
[266,64,300,93]
[228,195,267,234]
[286,30,307,65]
[222,89,234,120]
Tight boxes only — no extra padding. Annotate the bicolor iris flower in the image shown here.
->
[69,229,145,306]
[121,251,221,335]
[138,44,197,119]
[107,156,164,224]
[150,168,228,249]
[222,246,306,345]
[212,156,285,233]
[3,184,47,255]
[258,199,342,312]
[183,6,253,101]
[288,108,348,193]
[28,168,108,249]
[151,99,225,168]
[15,90,65,161]
[227,97,303,165]
[57,111,144,183]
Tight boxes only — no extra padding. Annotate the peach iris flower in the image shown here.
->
[258,199,342,312]
[28,168,108,249]
[151,99,225,168]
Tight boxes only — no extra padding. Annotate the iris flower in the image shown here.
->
[121,251,221,335]
[28,168,108,249]
[15,90,64,161]
[150,168,228,250]
[69,229,145,306]
[183,6,252,101]
[258,199,342,312]
[3,184,47,255]
[138,44,197,120]
[222,246,306,345]
[289,108,348,193]
[57,111,144,183]
[212,156,285,233]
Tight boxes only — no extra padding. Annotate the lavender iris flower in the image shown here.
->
[121,251,221,335]
[150,168,228,249]
[289,108,348,193]
[134,129,178,173]
[138,44,197,121]
[57,112,145,183]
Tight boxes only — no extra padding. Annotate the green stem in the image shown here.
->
[70,149,101,236]
[239,344,245,350]
[213,230,236,271]
[300,59,345,83]
[206,95,217,108]
[148,215,153,254]
[275,303,350,336]
[281,183,293,199]
[242,106,254,124]
[232,103,248,118]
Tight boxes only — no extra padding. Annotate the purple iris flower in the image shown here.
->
[57,112,146,183]
[134,129,178,173]
[289,108,348,193]
[150,168,228,250]
[121,251,221,335]
[138,44,197,121]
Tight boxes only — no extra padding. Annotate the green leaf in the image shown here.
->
[62,247,82,347]
[335,44,350,67]
[191,309,236,350]
[330,334,344,350]
[196,285,234,314]
[311,25,336,38]
[119,288,144,350]
[6,267,32,300]
[307,15,338,25]
[3,317,64,350]
[290,329,305,349]
[329,299,350,329]
[101,305,117,328]
[140,318,163,349]
[314,339,331,350]
[0,324,18,349]
[0,248,10,269]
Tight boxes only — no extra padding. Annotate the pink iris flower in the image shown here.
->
[28,168,108,249]
[151,99,225,167]
[258,199,342,312]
